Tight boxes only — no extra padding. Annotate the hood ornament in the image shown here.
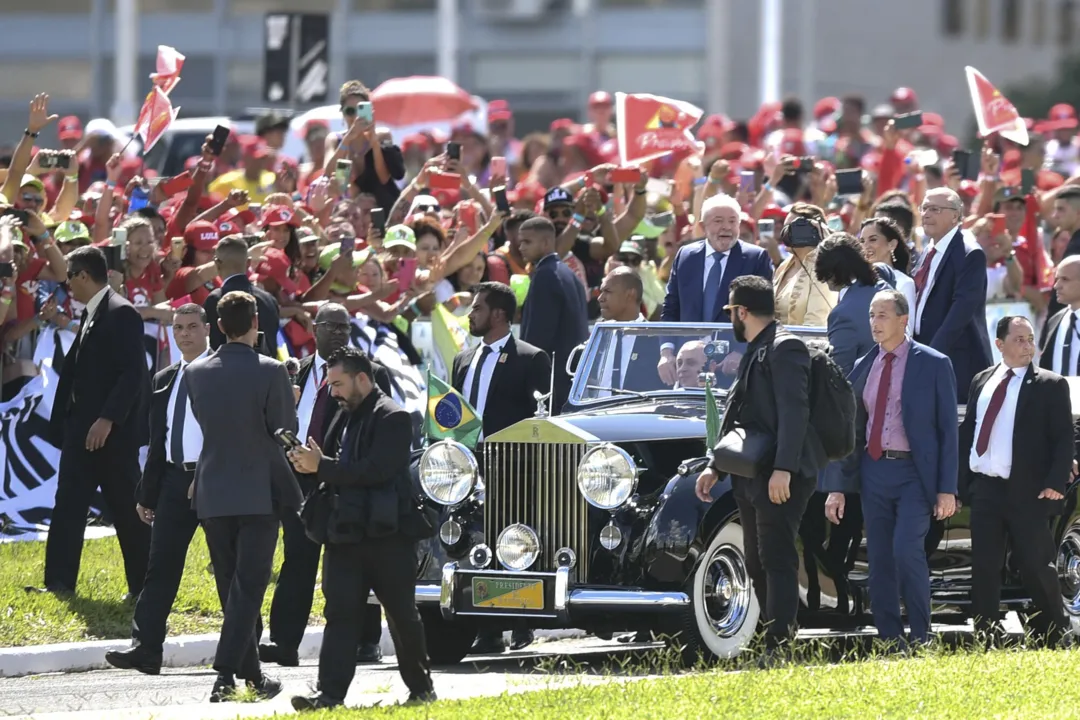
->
[534,352,557,418]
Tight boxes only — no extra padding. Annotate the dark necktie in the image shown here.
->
[469,346,493,408]
[170,370,188,465]
[611,332,623,389]
[1062,313,1077,376]
[913,246,937,305]
[976,369,1015,456]
[866,352,896,461]
[702,252,726,322]
[308,365,330,445]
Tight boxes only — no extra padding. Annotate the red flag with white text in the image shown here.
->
[134,87,180,153]
[616,92,704,165]
[150,45,185,95]
[965,66,1028,146]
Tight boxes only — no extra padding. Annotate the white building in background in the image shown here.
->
[0,0,1074,144]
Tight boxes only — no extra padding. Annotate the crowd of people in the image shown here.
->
[4,77,1080,705]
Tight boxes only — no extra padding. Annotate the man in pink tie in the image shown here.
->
[823,289,959,648]
[960,316,1073,648]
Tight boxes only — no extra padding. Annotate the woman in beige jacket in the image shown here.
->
[772,204,836,327]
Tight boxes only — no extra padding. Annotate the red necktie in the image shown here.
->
[913,246,937,304]
[308,366,331,446]
[976,369,1015,456]
[867,352,896,461]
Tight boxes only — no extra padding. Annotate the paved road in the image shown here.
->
[0,635,660,719]
[0,621,993,719]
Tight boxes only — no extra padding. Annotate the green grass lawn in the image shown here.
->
[0,531,324,647]
[256,648,1080,719]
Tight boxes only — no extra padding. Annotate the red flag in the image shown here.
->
[134,87,180,153]
[616,92,704,165]
[150,45,185,95]
[965,66,1028,146]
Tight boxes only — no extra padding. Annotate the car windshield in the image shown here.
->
[572,323,747,404]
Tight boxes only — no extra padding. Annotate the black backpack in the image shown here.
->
[804,339,857,461]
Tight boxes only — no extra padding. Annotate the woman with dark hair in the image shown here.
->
[858,216,915,334]
[814,232,896,374]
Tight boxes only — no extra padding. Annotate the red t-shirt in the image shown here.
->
[16,257,48,322]
[166,266,220,306]
[124,262,164,308]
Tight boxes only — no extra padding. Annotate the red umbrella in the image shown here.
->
[370,76,476,127]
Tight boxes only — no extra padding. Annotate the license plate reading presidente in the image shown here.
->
[471,577,544,610]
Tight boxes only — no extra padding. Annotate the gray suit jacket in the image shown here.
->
[185,342,302,519]
[827,267,894,376]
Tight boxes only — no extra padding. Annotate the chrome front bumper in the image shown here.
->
[416,562,689,622]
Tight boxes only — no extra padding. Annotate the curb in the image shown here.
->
[0,625,587,678]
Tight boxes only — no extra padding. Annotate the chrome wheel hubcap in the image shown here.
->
[1057,532,1080,616]
[701,544,751,638]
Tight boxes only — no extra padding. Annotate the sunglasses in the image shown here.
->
[67,269,82,280]
[547,207,574,220]
[341,106,357,117]
[22,194,44,205]
[615,254,642,265]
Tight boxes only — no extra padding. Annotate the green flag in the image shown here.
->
[704,375,720,456]
[424,370,483,449]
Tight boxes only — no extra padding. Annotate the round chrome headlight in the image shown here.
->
[418,440,477,506]
[496,524,540,571]
[577,444,638,510]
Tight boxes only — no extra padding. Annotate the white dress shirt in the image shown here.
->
[1052,308,1080,377]
[462,332,511,440]
[702,248,728,293]
[79,285,110,341]
[914,226,958,335]
[968,364,1026,479]
[598,314,646,393]
[166,350,209,464]
[297,353,327,441]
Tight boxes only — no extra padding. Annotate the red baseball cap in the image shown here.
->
[255,248,300,295]
[240,135,270,158]
[183,220,220,251]
[401,133,429,152]
[921,112,945,129]
[589,91,613,107]
[58,116,83,141]
[891,87,919,107]
[550,118,576,134]
[813,97,841,120]
[488,99,513,123]
[262,205,300,228]
[302,119,330,140]
[1043,103,1078,131]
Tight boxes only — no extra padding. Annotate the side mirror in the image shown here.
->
[566,343,586,378]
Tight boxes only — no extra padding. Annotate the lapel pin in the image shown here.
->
[498,353,508,364]
[631,353,638,360]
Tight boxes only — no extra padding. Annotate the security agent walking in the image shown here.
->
[695,275,827,662]
[37,246,150,597]
[203,235,280,358]
[453,282,550,654]
[961,316,1073,647]
[260,303,389,668]
[105,305,210,674]
[823,289,958,648]
[288,347,435,711]
[185,291,301,702]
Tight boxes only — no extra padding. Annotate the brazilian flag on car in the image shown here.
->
[424,372,483,449]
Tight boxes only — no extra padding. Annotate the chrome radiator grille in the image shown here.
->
[483,442,590,580]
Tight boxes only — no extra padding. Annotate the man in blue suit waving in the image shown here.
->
[658,193,773,384]
[822,289,958,648]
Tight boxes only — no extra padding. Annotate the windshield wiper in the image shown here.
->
[583,385,650,399]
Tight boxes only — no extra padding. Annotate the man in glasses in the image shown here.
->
[911,187,992,400]
[260,303,392,668]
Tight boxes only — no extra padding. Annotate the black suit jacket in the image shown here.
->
[1038,307,1074,373]
[317,388,414,543]
[136,362,180,509]
[1048,230,1080,317]
[204,274,280,358]
[959,363,1074,511]
[295,352,394,402]
[622,333,666,392]
[451,334,550,438]
[49,288,150,448]
[520,254,589,410]
[713,322,826,479]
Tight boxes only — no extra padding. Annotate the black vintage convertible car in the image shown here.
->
[410,322,1080,664]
